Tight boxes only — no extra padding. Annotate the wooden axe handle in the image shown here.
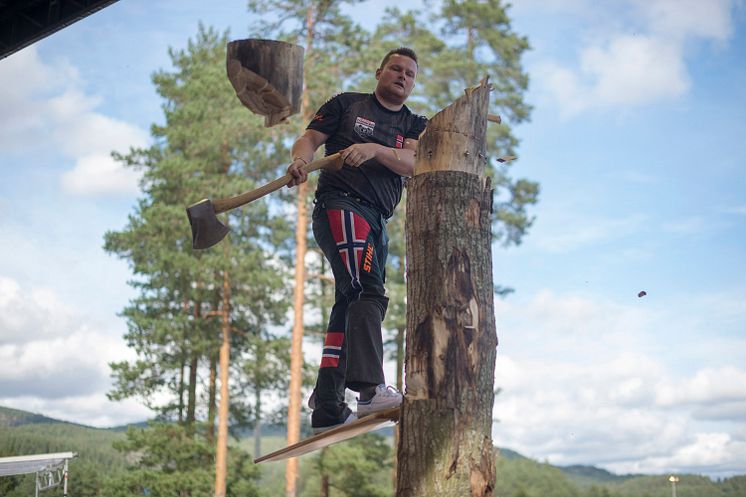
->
[212,153,343,214]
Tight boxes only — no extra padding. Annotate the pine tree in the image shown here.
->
[104,24,295,495]
[100,423,261,497]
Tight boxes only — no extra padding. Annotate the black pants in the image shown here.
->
[310,194,389,426]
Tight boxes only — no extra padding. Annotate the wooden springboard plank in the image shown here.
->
[254,407,400,463]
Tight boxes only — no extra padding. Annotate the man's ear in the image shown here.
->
[375,67,382,80]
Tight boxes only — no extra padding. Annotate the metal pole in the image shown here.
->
[35,472,39,497]
[63,459,69,497]
[669,475,679,497]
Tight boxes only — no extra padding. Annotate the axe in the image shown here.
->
[187,153,344,250]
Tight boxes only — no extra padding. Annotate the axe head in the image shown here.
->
[187,199,230,250]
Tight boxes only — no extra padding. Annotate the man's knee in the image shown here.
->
[354,289,389,319]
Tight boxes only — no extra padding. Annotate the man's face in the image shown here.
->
[375,54,418,104]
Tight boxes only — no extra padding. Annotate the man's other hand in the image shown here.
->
[286,158,309,187]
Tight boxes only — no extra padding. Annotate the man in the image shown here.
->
[287,47,427,433]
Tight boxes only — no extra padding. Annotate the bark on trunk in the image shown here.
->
[179,298,189,424]
[285,7,316,497]
[186,302,201,429]
[253,386,262,457]
[226,39,304,127]
[396,80,497,497]
[178,341,186,424]
[321,474,329,497]
[214,268,231,497]
[208,352,218,443]
[186,352,198,428]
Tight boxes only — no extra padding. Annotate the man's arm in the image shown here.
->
[338,138,418,177]
[286,129,330,187]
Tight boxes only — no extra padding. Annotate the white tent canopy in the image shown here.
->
[0,452,77,496]
[0,452,77,477]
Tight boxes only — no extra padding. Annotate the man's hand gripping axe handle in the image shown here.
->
[187,152,343,250]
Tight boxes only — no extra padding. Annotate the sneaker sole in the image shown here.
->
[311,414,358,434]
[357,399,402,417]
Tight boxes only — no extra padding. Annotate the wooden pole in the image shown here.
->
[396,80,498,497]
[214,264,231,497]
[285,7,316,497]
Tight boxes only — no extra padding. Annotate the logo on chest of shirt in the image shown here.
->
[354,116,375,138]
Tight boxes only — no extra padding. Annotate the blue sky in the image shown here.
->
[0,0,744,479]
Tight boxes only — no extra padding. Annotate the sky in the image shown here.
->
[1,0,745,480]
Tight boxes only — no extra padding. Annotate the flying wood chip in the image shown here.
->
[226,39,304,127]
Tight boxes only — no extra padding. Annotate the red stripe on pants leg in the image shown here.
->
[320,332,344,368]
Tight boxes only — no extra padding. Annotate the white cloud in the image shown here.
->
[61,153,141,195]
[614,433,746,475]
[0,46,148,196]
[0,394,151,428]
[529,0,738,117]
[656,367,746,408]
[633,0,735,41]
[492,289,746,476]
[536,34,689,118]
[0,276,78,345]
[585,35,689,105]
[0,276,141,423]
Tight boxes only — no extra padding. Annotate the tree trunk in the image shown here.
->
[214,268,232,497]
[186,302,201,429]
[396,80,497,497]
[285,6,316,497]
[179,298,189,424]
[208,352,218,443]
[178,338,186,424]
[321,473,329,497]
[253,385,262,457]
[186,352,198,428]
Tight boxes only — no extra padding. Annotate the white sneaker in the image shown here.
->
[356,385,402,417]
[312,412,358,435]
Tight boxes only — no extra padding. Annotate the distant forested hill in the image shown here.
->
[0,405,65,427]
[0,406,129,497]
[2,405,745,497]
[0,406,128,468]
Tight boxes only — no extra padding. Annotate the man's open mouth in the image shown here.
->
[394,82,404,88]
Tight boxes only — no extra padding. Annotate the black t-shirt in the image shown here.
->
[307,92,427,217]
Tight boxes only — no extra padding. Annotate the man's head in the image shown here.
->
[375,47,418,107]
